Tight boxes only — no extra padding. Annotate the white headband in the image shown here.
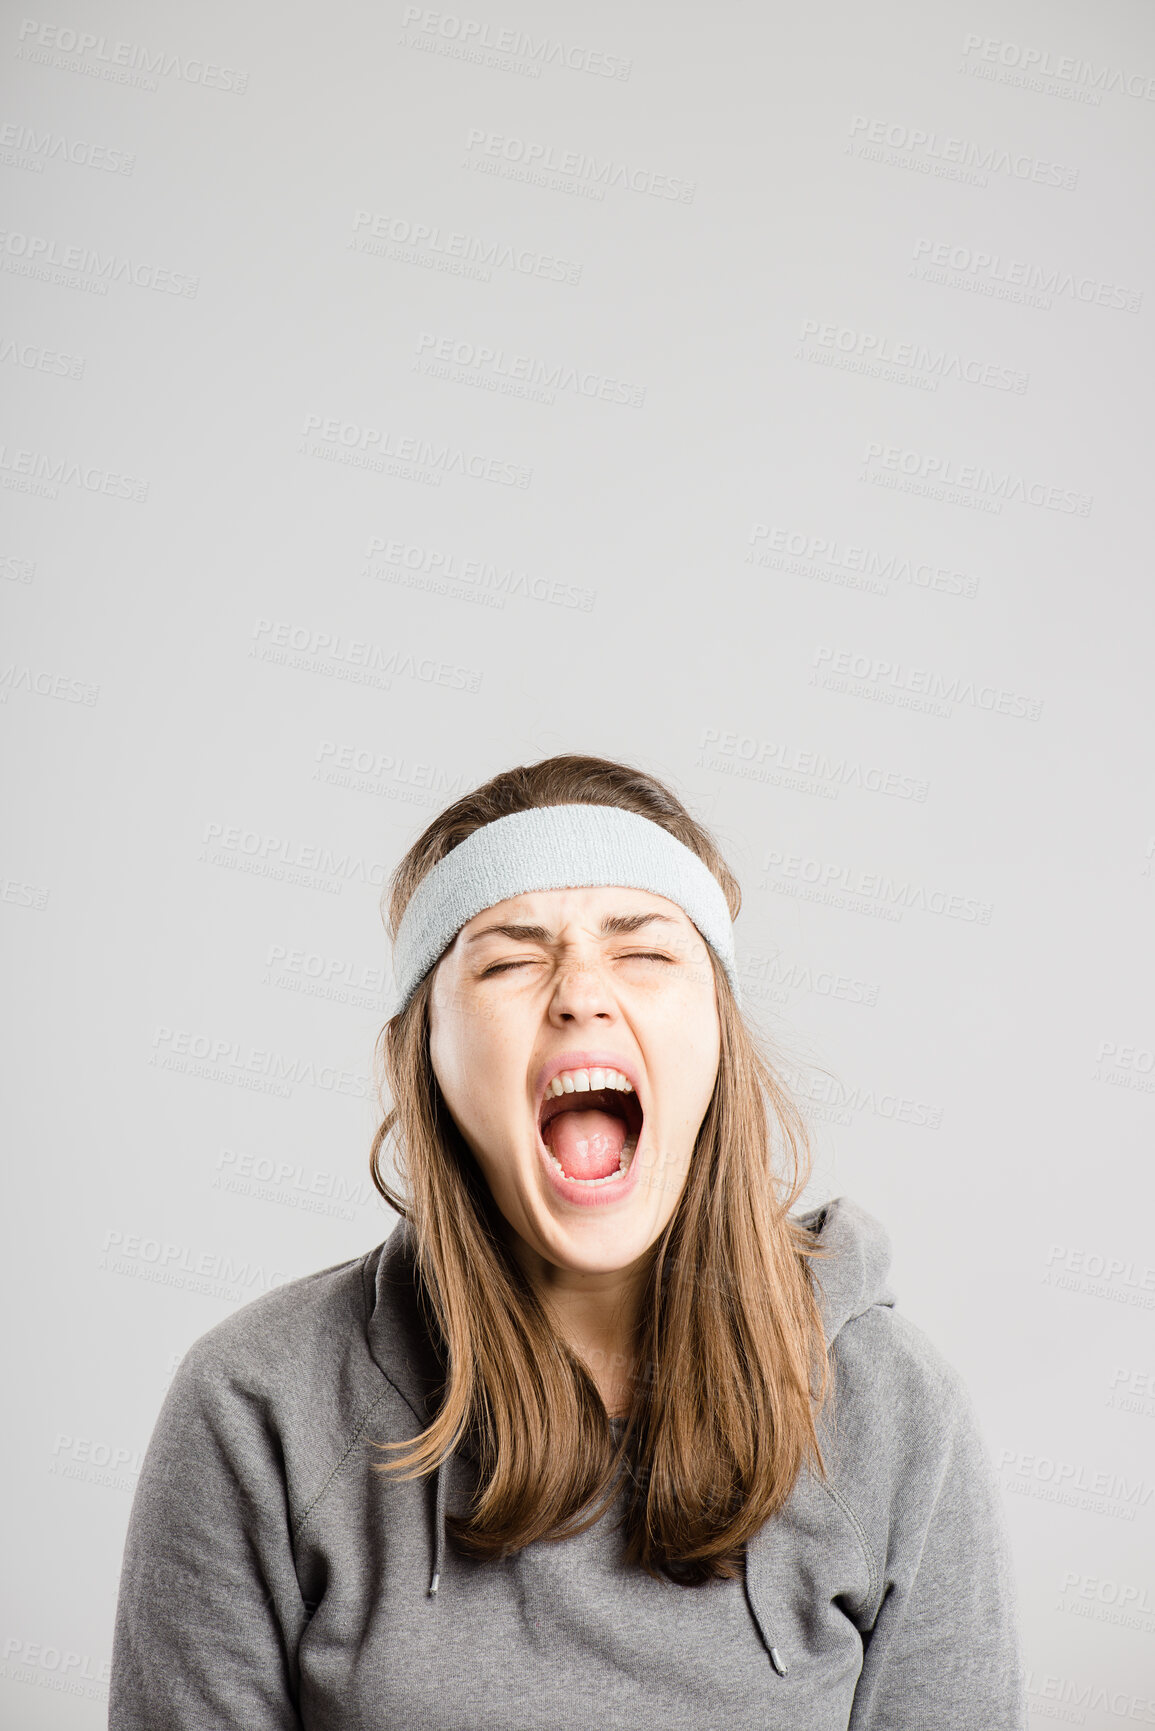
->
[389,802,740,1014]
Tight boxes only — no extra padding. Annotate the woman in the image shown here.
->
[110,754,1026,1729]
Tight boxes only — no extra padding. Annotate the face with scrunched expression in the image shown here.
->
[427,884,722,1278]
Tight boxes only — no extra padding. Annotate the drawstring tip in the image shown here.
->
[427,1572,440,1597]
[768,1647,788,1677]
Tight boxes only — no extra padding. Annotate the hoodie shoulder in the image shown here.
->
[155,1238,409,1523]
[788,1202,1026,1719]
[800,1192,972,1427]
[800,1197,995,1617]
[179,1245,379,1389]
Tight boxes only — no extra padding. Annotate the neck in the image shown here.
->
[504,1226,649,1416]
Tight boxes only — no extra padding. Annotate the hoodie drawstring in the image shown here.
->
[742,1547,789,1678]
[427,1451,449,1597]
[428,1448,788,1678]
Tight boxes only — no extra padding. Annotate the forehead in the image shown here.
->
[457,883,693,939]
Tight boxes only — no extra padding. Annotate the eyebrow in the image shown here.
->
[464,911,680,947]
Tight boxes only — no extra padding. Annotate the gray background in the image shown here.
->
[2,0,1153,1723]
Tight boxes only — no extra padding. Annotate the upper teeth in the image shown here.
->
[546,1068,633,1096]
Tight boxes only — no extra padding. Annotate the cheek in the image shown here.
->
[429,995,520,1146]
[428,998,481,1128]
[657,974,719,1046]
[662,995,720,1112]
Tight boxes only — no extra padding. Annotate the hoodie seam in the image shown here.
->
[291,1248,427,1543]
[292,1387,400,1543]
[818,1479,881,1610]
[360,1237,443,1433]
[287,1246,398,1544]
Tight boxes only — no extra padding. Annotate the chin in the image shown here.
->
[533,1210,660,1272]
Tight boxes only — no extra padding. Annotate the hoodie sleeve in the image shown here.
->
[108,1335,309,1730]
[845,1327,1026,1731]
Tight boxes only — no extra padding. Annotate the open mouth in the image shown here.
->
[538,1080,644,1187]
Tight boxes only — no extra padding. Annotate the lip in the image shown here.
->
[531,1049,645,1212]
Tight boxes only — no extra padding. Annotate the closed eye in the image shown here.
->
[479,951,672,978]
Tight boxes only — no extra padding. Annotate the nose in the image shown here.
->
[547,952,616,1025]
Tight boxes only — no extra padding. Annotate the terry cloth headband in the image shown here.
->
[389,802,740,1014]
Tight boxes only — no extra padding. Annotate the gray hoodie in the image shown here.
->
[109,1196,1026,1729]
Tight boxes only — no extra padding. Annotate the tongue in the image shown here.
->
[542,1109,626,1180]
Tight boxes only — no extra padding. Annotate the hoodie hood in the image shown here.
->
[798,1194,897,1342]
[364,1193,897,1617]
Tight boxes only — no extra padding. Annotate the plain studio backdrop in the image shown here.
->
[2,0,1153,1723]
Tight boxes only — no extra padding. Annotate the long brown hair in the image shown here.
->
[368,753,830,1585]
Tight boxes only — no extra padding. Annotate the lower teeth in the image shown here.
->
[548,1131,638,1185]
